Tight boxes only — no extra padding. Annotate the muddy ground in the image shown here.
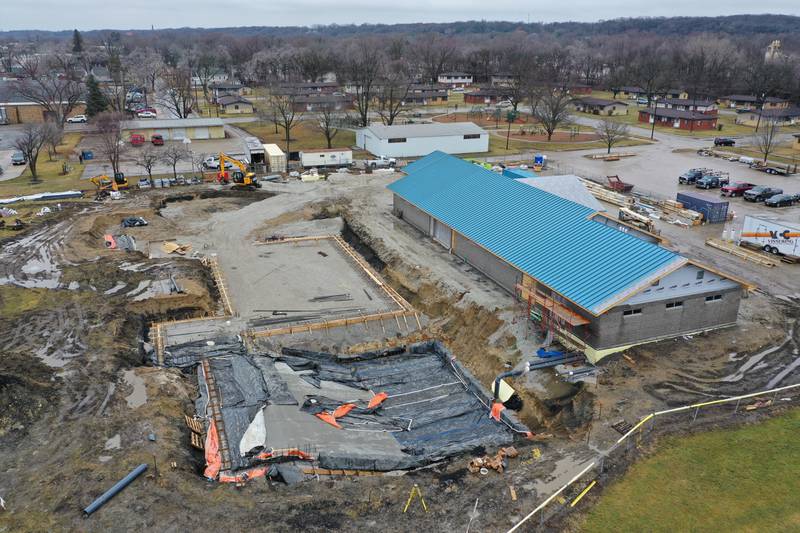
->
[0,176,798,532]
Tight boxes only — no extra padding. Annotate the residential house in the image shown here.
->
[490,73,515,87]
[192,71,229,87]
[209,82,244,103]
[618,86,646,99]
[291,94,353,112]
[217,95,254,114]
[566,83,593,95]
[356,122,488,157]
[793,133,800,151]
[464,87,510,105]
[663,88,689,99]
[638,108,718,130]
[279,81,339,94]
[402,84,449,105]
[572,97,628,116]
[719,95,789,110]
[735,107,800,127]
[656,98,717,115]
[437,72,473,88]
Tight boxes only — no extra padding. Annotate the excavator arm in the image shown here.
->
[216,152,260,189]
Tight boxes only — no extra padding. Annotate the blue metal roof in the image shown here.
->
[502,168,538,179]
[389,152,685,315]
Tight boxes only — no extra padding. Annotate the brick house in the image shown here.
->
[291,94,353,112]
[735,107,800,127]
[656,98,717,115]
[437,72,473,88]
[464,87,510,105]
[719,95,789,110]
[0,82,85,124]
[572,97,628,116]
[638,108,718,130]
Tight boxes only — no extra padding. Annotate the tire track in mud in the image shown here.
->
[647,304,800,405]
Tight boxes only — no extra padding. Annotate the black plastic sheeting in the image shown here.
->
[151,336,246,367]
[199,353,297,471]
[278,340,530,471]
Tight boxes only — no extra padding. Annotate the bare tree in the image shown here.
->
[189,46,229,103]
[13,124,48,182]
[377,63,412,125]
[268,93,303,154]
[754,119,780,163]
[533,90,573,141]
[414,34,457,83]
[12,55,84,125]
[128,47,164,100]
[158,67,195,118]
[42,122,64,161]
[341,40,381,127]
[161,145,188,178]
[95,112,126,176]
[594,119,630,154]
[315,105,342,148]
[134,147,160,181]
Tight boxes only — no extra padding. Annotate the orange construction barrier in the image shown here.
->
[368,392,388,409]
[203,419,222,480]
[316,412,342,429]
[332,403,357,418]
[490,401,505,422]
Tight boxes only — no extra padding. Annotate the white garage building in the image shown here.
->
[356,122,489,158]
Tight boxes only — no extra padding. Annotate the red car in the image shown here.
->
[130,133,145,146]
[720,182,755,197]
[151,134,164,146]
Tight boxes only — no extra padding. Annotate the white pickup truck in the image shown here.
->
[362,155,397,169]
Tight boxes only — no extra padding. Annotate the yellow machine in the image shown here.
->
[216,153,260,190]
[90,174,129,193]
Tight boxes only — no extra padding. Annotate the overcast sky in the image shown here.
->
[2,1,800,31]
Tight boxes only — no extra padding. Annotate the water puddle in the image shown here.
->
[122,369,148,408]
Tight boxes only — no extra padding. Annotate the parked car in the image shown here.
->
[720,182,755,197]
[66,114,88,123]
[695,175,730,189]
[202,156,233,170]
[137,177,151,189]
[495,100,513,108]
[713,137,735,146]
[764,193,799,208]
[137,110,157,119]
[130,134,146,146]
[744,186,783,202]
[151,134,164,146]
[678,169,705,184]
[10,151,26,165]
[176,175,186,186]
[636,97,649,105]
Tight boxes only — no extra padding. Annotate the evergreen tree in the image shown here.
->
[85,75,107,117]
[72,29,84,54]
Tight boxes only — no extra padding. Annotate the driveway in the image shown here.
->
[0,149,27,182]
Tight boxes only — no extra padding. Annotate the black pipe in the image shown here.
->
[493,362,531,401]
[83,463,148,517]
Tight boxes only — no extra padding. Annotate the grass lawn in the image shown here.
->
[720,142,800,167]
[239,120,356,152]
[480,131,651,157]
[579,408,800,533]
[0,132,86,198]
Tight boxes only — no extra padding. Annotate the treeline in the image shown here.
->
[2,14,800,41]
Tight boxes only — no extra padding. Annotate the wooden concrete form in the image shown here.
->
[203,255,235,316]
[201,359,232,471]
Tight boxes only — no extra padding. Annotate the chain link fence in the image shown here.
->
[508,382,800,532]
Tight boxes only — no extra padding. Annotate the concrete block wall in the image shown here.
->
[393,196,431,236]
[452,232,522,294]
[582,286,741,349]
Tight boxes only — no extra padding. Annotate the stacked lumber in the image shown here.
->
[579,178,633,207]
[705,239,777,267]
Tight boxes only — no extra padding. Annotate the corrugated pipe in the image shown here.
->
[83,464,148,517]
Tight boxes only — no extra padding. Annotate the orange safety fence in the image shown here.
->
[203,419,222,480]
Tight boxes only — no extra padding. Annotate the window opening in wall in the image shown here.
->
[666,301,684,309]
[388,138,407,143]
[623,308,642,317]
[705,294,722,303]
[696,270,705,280]
[463,134,481,139]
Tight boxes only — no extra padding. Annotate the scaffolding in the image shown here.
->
[516,275,589,345]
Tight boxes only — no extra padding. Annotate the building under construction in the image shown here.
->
[388,152,748,362]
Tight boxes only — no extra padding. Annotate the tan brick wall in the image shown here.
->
[4,103,86,124]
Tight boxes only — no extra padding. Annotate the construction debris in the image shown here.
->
[161,241,192,255]
[468,446,519,474]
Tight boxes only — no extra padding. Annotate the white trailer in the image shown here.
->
[264,143,287,173]
[739,215,800,258]
[299,149,352,169]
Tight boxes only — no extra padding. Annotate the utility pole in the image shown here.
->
[650,96,658,140]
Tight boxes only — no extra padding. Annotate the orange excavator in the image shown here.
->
[216,153,261,190]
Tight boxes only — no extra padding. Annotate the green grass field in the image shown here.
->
[579,408,800,533]
[238,120,356,152]
[0,133,85,198]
